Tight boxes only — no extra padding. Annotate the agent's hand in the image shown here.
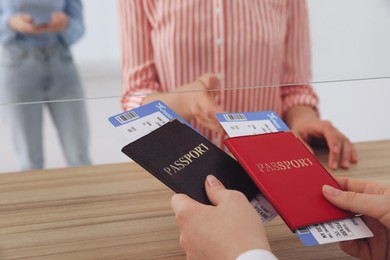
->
[179,73,225,134]
[293,119,357,169]
[46,12,69,32]
[143,73,225,135]
[171,175,271,260]
[323,177,390,260]
[8,13,47,34]
[285,106,357,170]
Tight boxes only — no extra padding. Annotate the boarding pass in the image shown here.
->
[216,111,286,224]
[108,100,195,143]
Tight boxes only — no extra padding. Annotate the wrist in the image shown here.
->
[229,236,272,259]
[236,249,277,260]
[7,17,18,31]
[142,91,193,121]
[284,105,319,129]
[171,91,193,121]
[171,83,197,121]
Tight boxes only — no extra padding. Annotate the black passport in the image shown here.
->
[121,119,259,204]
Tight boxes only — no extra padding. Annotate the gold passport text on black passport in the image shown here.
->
[163,143,210,175]
[121,119,259,204]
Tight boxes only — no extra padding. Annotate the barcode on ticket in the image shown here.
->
[223,113,247,121]
[115,111,139,124]
[253,203,274,222]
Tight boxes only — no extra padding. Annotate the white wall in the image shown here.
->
[308,0,390,81]
[307,0,390,142]
[73,0,121,67]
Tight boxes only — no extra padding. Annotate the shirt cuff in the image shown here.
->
[60,19,84,46]
[121,89,154,111]
[236,249,278,260]
[0,14,17,43]
[281,85,319,117]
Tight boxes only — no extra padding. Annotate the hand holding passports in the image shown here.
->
[224,131,353,231]
[121,119,259,205]
[111,102,372,246]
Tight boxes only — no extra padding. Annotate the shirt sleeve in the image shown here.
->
[0,5,16,44]
[236,249,278,260]
[118,0,161,111]
[60,0,84,46]
[280,0,319,116]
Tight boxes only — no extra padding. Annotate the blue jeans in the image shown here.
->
[0,44,91,171]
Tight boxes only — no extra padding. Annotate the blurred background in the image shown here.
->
[1,0,390,173]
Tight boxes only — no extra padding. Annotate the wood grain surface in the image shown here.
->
[0,140,389,259]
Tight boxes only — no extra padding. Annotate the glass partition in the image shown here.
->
[0,78,389,174]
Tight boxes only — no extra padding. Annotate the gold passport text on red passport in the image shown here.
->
[224,132,354,231]
[255,157,313,173]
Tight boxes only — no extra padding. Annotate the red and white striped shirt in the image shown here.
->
[118,0,318,147]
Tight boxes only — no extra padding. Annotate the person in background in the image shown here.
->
[171,175,390,260]
[0,0,90,171]
[118,0,357,170]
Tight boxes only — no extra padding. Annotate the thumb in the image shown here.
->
[297,136,314,154]
[322,185,385,219]
[171,193,199,214]
[52,11,63,17]
[207,75,221,90]
[198,73,221,90]
[20,14,33,23]
[205,175,227,206]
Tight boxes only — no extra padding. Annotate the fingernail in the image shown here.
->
[352,153,358,163]
[323,185,342,196]
[206,175,221,187]
[342,160,350,169]
[332,161,338,170]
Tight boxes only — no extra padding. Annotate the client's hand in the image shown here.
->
[8,13,47,34]
[171,175,271,260]
[46,12,69,32]
[323,177,390,259]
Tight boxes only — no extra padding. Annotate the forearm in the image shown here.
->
[0,12,16,43]
[141,75,221,124]
[284,105,319,129]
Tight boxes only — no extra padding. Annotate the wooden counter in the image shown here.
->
[0,140,389,259]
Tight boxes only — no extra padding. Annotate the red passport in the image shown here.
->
[224,131,354,231]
